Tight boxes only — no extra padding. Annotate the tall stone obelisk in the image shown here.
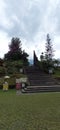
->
[33,51,39,66]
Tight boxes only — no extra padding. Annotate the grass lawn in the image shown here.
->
[0,90,60,130]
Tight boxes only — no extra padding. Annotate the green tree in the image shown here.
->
[39,34,54,73]
[4,37,22,61]
[4,37,29,74]
[45,34,54,69]
[45,34,54,61]
[4,37,29,64]
[22,50,29,66]
[53,59,60,68]
[40,52,44,61]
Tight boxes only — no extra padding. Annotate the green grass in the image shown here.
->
[53,68,60,77]
[0,91,60,130]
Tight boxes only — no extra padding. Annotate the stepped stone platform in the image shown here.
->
[22,85,60,93]
[24,66,58,86]
[23,66,60,93]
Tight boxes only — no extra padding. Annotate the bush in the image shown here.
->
[0,66,5,76]
[0,73,28,89]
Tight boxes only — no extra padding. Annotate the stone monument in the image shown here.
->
[33,51,39,66]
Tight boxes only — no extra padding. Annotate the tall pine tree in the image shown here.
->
[44,34,54,72]
[45,34,54,62]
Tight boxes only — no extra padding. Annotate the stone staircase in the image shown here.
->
[23,66,60,93]
[23,86,60,93]
[24,66,57,86]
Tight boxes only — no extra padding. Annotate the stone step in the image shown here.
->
[22,86,60,93]
[24,66,57,86]
[27,75,53,80]
[29,81,55,86]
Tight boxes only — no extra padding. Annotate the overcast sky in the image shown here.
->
[0,0,60,60]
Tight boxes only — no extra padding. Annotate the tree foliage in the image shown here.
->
[4,37,29,65]
[45,34,54,62]
[22,50,29,65]
[9,37,22,52]
[44,34,54,70]
[40,34,54,73]
[40,52,44,61]
[4,37,22,60]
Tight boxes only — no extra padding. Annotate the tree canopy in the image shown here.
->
[45,34,54,62]
[4,37,29,65]
[4,37,28,60]
[39,34,54,73]
[4,37,22,60]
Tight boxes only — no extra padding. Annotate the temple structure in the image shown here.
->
[33,51,39,66]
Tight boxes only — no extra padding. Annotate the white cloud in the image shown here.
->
[0,31,10,58]
[53,35,60,59]
[0,0,60,59]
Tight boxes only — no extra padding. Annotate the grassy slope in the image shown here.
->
[53,68,60,77]
[0,91,60,130]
